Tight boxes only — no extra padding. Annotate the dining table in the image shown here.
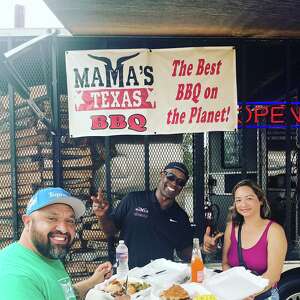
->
[85,259,269,300]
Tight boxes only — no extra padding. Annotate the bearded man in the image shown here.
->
[0,187,112,300]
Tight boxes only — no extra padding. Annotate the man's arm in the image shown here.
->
[177,241,216,262]
[98,214,118,237]
[177,226,224,262]
[91,190,118,238]
[73,262,112,300]
[177,246,192,262]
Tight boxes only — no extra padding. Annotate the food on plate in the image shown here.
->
[103,279,150,297]
[127,281,150,294]
[193,295,217,300]
[104,279,124,297]
[159,284,191,300]
[115,296,130,300]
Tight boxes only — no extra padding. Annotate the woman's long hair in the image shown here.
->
[230,179,271,226]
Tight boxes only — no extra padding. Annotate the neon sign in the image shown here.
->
[238,101,300,128]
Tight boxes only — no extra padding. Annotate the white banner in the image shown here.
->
[65,47,237,137]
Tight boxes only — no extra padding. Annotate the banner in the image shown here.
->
[65,47,237,137]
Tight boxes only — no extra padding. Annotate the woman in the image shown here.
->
[222,179,287,300]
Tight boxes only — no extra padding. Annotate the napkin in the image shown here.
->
[128,258,190,288]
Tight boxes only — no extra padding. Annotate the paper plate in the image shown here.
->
[85,289,114,300]
[92,276,151,300]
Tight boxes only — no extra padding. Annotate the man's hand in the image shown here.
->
[203,226,224,253]
[91,189,110,218]
[91,189,118,237]
[89,261,112,286]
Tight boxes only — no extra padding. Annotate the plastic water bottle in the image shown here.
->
[116,240,129,279]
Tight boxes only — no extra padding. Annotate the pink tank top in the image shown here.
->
[227,220,273,275]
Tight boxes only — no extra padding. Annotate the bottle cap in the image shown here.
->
[119,240,125,244]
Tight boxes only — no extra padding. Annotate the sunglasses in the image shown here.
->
[163,171,187,187]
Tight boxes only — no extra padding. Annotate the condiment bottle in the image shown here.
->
[191,238,204,283]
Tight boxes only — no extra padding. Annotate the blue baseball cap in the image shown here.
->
[26,187,86,219]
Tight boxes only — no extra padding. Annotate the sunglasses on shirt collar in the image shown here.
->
[163,171,187,187]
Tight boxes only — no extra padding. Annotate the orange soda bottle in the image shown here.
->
[191,238,204,283]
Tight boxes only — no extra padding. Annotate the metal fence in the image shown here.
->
[0,34,299,281]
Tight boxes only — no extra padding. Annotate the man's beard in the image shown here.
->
[30,224,73,259]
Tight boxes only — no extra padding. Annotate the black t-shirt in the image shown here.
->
[111,190,193,268]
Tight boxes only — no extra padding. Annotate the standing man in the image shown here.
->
[0,187,112,300]
[92,162,222,268]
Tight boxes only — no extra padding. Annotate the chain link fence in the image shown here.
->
[0,35,300,281]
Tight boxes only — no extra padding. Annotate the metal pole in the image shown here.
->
[7,37,19,240]
[104,137,112,202]
[193,133,205,239]
[104,136,115,263]
[144,135,150,192]
[284,43,292,245]
[295,127,300,247]
[51,34,63,187]
[240,43,247,179]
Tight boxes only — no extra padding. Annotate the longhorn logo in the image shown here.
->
[88,52,140,87]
